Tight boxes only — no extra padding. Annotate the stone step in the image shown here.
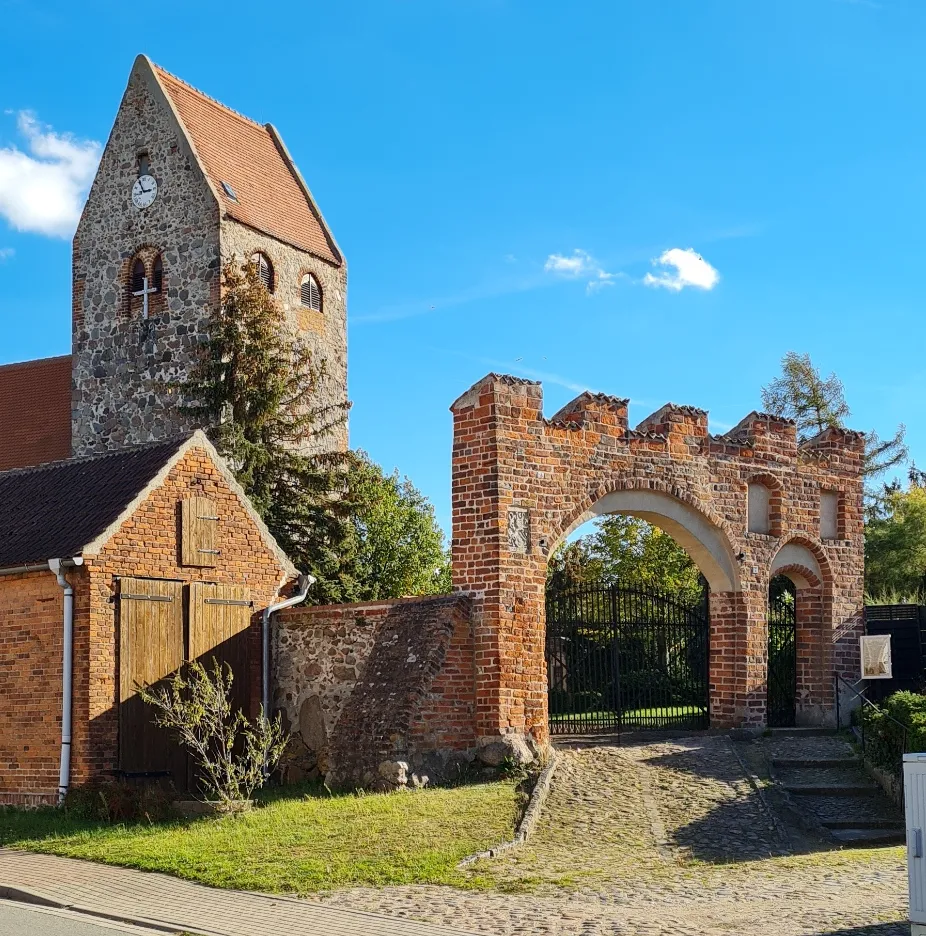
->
[821,819,905,830]
[828,827,906,846]
[771,757,860,769]
[765,727,839,737]
[795,793,902,826]
[784,783,880,796]
[774,764,873,789]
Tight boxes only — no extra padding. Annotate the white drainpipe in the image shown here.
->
[48,557,84,804]
[262,574,313,721]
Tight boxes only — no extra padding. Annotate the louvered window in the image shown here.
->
[300,274,322,312]
[130,258,146,293]
[250,252,274,292]
[152,254,163,292]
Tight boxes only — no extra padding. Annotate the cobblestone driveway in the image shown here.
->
[315,736,909,935]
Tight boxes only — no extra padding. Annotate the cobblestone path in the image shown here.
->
[315,736,909,935]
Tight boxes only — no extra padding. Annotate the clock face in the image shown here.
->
[131,175,158,209]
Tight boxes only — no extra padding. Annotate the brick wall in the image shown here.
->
[77,444,294,784]
[450,374,866,738]
[274,594,474,788]
[0,571,67,804]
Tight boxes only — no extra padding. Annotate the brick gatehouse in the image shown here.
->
[449,373,866,741]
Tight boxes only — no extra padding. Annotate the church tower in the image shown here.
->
[72,55,347,456]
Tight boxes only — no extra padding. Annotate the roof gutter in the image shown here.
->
[47,557,84,804]
[262,574,313,767]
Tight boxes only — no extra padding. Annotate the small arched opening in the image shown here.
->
[767,540,831,727]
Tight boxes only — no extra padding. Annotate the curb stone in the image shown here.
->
[458,751,561,866]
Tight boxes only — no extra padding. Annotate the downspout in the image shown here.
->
[48,557,84,804]
[262,573,313,720]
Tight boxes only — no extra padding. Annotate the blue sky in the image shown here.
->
[0,0,922,533]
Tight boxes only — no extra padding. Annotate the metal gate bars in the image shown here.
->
[767,582,797,728]
[545,583,710,735]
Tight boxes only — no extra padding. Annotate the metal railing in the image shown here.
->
[834,672,910,806]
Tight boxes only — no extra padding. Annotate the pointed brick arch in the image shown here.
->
[450,374,866,742]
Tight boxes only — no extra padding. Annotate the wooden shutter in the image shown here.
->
[118,578,187,786]
[189,582,253,716]
[180,497,219,567]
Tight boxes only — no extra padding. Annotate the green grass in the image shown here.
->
[0,781,521,894]
[551,705,706,723]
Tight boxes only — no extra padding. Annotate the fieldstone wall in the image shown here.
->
[72,59,220,455]
[274,595,486,789]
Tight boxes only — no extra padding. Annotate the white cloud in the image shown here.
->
[0,111,101,238]
[0,247,13,262]
[544,249,621,294]
[642,247,720,292]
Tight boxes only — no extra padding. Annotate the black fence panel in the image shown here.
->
[864,604,925,703]
[545,583,709,734]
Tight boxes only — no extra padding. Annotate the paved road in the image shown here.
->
[0,900,161,935]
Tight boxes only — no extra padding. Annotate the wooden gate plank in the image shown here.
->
[118,577,187,788]
[189,582,253,718]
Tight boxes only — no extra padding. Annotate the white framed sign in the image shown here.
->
[860,634,893,680]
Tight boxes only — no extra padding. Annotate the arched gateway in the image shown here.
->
[450,374,865,743]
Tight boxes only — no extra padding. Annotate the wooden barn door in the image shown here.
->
[118,578,187,788]
[188,583,253,720]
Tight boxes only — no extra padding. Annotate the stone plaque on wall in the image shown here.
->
[508,507,530,553]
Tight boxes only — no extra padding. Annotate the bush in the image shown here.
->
[139,659,289,806]
[860,690,926,777]
[64,780,174,823]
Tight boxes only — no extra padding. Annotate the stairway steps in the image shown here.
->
[784,784,879,796]
[821,819,904,830]
[772,758,860,769]
[828,827,906,846]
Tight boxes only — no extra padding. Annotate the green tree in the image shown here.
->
[760,351,907,479]
[347,453,451,600]
[547,516,703,604]
[865,480,926,599]
[183,260,448,603]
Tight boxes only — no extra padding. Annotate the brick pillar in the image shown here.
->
[450,376,548,743]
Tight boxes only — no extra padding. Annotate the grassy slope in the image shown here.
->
[0,782,520,894]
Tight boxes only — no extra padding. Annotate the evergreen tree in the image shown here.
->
[183,260,447,602]
[761,351,907,479]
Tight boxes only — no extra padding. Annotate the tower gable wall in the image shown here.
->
[72,61,221,455]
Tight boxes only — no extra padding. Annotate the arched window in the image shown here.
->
[152,254,163,292]
[300,273,322,312]
[250,252,274,292]
[130,258,146,294]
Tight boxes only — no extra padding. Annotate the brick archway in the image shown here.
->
[450,374,865,743]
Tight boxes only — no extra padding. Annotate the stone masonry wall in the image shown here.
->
[450,374,866,740]
[72,61,220,455]
[274,595,476,789]
[221,221,348,453]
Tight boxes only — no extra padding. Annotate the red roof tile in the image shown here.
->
[152,64,340,265]
[0,356,71,472]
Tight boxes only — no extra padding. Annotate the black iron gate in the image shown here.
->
[767,582,797,728]
[545,583,710,734]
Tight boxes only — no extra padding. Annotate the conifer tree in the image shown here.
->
[761,351,906,479]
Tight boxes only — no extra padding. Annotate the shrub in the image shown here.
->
[139,659,289,806]
[859,690,926,777]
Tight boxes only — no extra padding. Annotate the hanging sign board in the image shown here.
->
[860,634,893,680]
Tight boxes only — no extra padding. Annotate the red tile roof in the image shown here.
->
[152,64,341,265]
[0,356,71,472]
